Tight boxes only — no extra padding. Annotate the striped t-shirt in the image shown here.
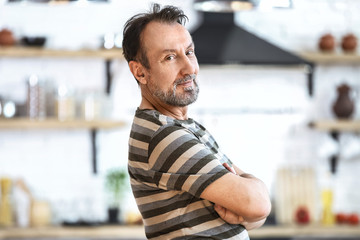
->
[128,108,249,240]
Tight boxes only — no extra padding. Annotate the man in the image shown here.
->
[123,3,271,239]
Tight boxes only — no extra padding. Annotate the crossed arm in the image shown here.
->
[200,163,271,230]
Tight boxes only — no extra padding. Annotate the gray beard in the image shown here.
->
[152,74,199,107]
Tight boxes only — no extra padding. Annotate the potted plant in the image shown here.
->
[104,167,128,224]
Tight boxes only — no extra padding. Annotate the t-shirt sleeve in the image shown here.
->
[148,124,229,198]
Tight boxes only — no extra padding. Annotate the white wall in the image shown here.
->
[1,0,360,224]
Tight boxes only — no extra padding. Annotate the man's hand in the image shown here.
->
[222,162,236,174]
[214,204,244,224]
[214,204,267,230]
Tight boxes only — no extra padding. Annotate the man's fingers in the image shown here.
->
[223,162,236,174]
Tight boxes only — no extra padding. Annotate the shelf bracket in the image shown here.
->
[105,60,112,94]
[329,131,339,174]
[91,129,98,174]
[307,63,315,97]
[90,59,112,174]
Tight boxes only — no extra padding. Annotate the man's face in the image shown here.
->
[141,21,200,107]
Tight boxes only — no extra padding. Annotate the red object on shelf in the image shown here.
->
[0,29,16,46]
[347,213,359,225]
[319,33,336,52]
[295,206,310,224]
[341,33,357,52]
[335,213,347,224]
[335,212,359,225]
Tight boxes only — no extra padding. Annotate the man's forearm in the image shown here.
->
[242,217,267,230]
[205,162,271,222]
[239,173,255,178]
[232,164,271,221]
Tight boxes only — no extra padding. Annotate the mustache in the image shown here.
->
[174,74,197,86]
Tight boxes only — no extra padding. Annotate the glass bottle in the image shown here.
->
[27,74,46,120]
[0,178,13,227]
[321,171,335,225]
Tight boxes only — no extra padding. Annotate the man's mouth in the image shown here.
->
[174,74,196,89]
[179,79,193,87]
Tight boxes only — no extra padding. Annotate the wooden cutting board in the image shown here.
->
[274,166,318,224]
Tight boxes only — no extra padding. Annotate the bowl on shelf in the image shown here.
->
[20,36,47,47]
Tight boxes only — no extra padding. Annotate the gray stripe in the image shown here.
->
[151,128,195,171]
[145,207,216,234]
[129,145,147,158]
[138,191,194,212]
[131,122,156,137]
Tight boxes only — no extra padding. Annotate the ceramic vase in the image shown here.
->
[332,84,355,119]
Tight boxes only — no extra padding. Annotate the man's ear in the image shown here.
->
[129,61,146,84]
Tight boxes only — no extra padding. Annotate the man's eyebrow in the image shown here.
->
[161,42,194,53]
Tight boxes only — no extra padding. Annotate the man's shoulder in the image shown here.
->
[131,109,184,136]
[133,109,177,127]
[132,109,200,141]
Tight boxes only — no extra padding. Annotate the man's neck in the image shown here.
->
[139,98,188,120]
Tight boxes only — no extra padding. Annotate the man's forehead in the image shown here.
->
[142,21,192,51]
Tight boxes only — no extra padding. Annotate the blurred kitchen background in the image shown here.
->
[1,0,360,238]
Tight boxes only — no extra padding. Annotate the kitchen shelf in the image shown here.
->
[1,225,360,239]
[0,118,127,173]
[298,51,360,64]
[0,47,126,174]
[0,46,124,59]
[0,118,126,129]
[310,119,360,132]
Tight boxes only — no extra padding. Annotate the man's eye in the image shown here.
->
[186,50,194,55]
[166,55,175,60]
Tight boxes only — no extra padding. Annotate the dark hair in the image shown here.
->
[122,3,188,69]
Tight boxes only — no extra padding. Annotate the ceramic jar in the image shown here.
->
[341,33,357,52]
[332,83,355,119]
[0,29,15,46]
[319,33,336,52]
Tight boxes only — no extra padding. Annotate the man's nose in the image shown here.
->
[181,56,197,76]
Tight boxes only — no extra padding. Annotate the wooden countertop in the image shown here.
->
[0,225,146,238]
[1,224,360,239]
[250,224,360,238]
